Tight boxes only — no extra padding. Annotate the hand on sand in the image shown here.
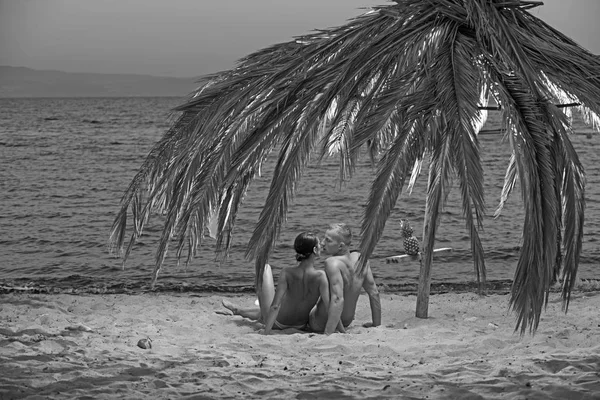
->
[362,322,379,328]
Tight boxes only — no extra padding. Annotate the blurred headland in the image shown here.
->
[0,66,199,98]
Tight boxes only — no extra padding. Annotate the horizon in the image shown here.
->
[0,64,200,79]
[0,0,599,78]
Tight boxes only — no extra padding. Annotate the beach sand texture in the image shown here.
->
[1,290,599,399]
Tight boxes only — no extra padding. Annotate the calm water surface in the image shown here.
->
[1,97,599,292]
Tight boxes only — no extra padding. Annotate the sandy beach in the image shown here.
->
[1,287,599,399]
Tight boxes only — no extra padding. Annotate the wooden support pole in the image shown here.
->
[416,221,433,317]
[416,171,437,319]
[385,247,452,263]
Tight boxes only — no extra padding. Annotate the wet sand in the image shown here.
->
[1,289,599,399]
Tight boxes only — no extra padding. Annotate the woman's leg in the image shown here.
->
[221,299,261,320]
[257,263,275,322]
[222,264,275,322]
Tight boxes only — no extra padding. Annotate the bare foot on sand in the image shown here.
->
[222,299,238,313]
[215,299,237,315]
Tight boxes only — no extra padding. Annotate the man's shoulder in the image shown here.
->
[324,255,345,267]
[326,252,361,264]
[324,255,355,273]
[349,251,362,262]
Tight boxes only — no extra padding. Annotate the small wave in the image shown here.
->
[5,277,600,296]
[0,142,29,147]
[0,276,256,295]
[49,193,85,199]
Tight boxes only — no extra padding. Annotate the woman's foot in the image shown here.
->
[221,299,238,314]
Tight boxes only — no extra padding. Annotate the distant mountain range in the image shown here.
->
[0,66,201,98]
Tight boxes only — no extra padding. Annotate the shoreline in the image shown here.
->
[1,290,599,399]
[2,277,600,296]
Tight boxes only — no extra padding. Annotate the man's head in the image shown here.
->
[321,223,352,256]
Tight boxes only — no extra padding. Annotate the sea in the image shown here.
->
[1,97,599,294]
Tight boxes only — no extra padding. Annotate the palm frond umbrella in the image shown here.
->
[110,0,600,334]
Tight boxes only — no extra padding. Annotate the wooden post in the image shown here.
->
[384,248,452,264]
[416,219,433,317]
[416,170,437,319]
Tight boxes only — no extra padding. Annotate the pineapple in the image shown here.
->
[400,219,420,255]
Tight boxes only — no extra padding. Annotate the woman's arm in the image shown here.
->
[263,270,288,334]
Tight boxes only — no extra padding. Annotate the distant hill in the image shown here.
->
[0,66,201,98]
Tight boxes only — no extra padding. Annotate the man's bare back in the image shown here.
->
[309,224,381,334]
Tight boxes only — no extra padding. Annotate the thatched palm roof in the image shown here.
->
[110,0,600,333]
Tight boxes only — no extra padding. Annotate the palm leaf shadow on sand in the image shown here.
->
[110,0,600,334]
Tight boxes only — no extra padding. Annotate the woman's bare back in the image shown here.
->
[276,267,327,326]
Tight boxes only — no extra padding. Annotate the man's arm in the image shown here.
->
[318,270,345,334]
[362,264,381,327]
[324,261,344,334]
[263,270,288,334]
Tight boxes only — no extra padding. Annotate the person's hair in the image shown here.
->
[328,223,352,246]
[294,231,319,261]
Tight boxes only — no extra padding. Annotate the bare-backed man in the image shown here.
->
[309,223,381,334]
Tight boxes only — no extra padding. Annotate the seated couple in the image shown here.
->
[222,223,381,334]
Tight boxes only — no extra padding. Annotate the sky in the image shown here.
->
[0,0,598,78]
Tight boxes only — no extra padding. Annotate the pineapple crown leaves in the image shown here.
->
[399,218,414,237]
